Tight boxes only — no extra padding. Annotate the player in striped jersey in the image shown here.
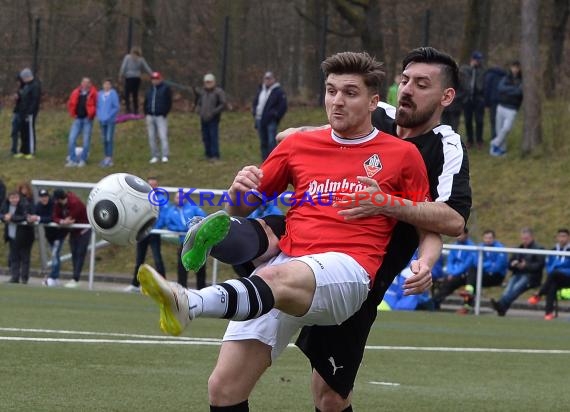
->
[180,47,472,411]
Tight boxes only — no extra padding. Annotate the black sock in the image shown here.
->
[210,399,249,411]
[210,217,268,265]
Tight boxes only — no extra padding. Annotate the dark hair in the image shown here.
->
[483,229,496,237]
[401,47,459,89]
[103,78,113,85]
[557,228,570,235]
[321,52,385,94]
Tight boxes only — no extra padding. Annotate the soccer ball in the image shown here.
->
[87,173,158,246]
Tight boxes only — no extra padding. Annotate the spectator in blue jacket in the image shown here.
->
[431,227,477,309]
[483,65,507,141]
[125,177,169,292]
[491,228,544,316]
[490,61,522,157]
[459,229,508,314]
[528,228,570,320]
[252,71,287,160]
[166,191,207,289]
[144,72,172,164]
[96,79,120,167]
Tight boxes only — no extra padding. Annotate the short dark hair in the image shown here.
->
[53,189,67,200]
[557,228,570,235]
[103,78,113,85]
[401,47,459,89]
[483,229,496,237]
[321,51,385,94]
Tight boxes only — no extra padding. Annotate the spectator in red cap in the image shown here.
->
[119,46,153,114]
[144,72,172,164]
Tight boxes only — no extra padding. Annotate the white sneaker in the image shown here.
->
[149,157,158,164]
[77,160,86,167]
[161,156,169,163]
[64,280,79,288]
[65,160,77,167]
[123,284,141,293]
[137,264,192,336]
[46,278,59,287]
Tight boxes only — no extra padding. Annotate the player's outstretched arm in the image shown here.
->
[334,176,465,237]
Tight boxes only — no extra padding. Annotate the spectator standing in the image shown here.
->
[490,61,523,157]
[125,177,169,292]
[17,181,34,204]
[1,191,34,284]
[96,78,120,167]
[65,78,97,167]
[166,191,207,289]
[528,228,570,320]
[119,46,153,114]
[431,227,477,309]
[458,229,508,314]
[460,51,486,149]
[483,65,507,142]
[28,189,68,287]
[14,68,41,159]
[52,189,90,288]
[10,74,24,156]
[491,228,544,316]
[195,73,226,162]
[252,71,287,160]
[144,72,172,164]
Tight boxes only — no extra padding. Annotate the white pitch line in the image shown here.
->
[369,381,400,386]
[0,327,221,342]
[1,327,569,354]
[0,336,220,345]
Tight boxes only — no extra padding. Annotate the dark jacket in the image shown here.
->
[1,198,35,246]
[483,67,507,107]
[34,198,68,243]
[508,240,545,287]
[459,64,485,103]
[497,73,523,110]
[52,192,89,237]
[17,78,41,117]
[196,87,226,122]
[144,82,172,117]
[252,83,287,128]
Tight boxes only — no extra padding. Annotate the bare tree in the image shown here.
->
[460,0,491,63]
[520,0,542,154]
[543,0,569,97]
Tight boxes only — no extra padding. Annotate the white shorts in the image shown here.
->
[223,251,370,360]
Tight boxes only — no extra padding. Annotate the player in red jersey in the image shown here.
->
[138,51,442,411]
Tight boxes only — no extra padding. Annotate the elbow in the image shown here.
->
[443,215,465,237]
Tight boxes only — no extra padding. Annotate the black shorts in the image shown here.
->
[295,222,419,398]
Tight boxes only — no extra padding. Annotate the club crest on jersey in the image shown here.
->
[363,154,382,177]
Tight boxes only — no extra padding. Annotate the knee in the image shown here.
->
[314,385,350,412]
[208,370,239,406]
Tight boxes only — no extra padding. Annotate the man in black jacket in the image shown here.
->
[1,191,34,283]
[15,68,41,159]
[144,71,172,164]
[28,189,68,287]
[491,227,544,316]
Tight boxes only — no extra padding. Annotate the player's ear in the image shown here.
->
[441,87,455,108]
[369,93,379,111]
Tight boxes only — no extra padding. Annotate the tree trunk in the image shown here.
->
[102,0,119,78]
[521,0,543,154]
[543,0,569,98]
[460,0,491,63]
[141,0,157,65]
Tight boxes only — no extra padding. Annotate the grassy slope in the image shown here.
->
[0,102,568,281]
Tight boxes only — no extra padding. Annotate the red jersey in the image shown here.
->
[254,127,430,281]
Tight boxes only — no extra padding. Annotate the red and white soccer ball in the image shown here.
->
[87,173,158,246]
